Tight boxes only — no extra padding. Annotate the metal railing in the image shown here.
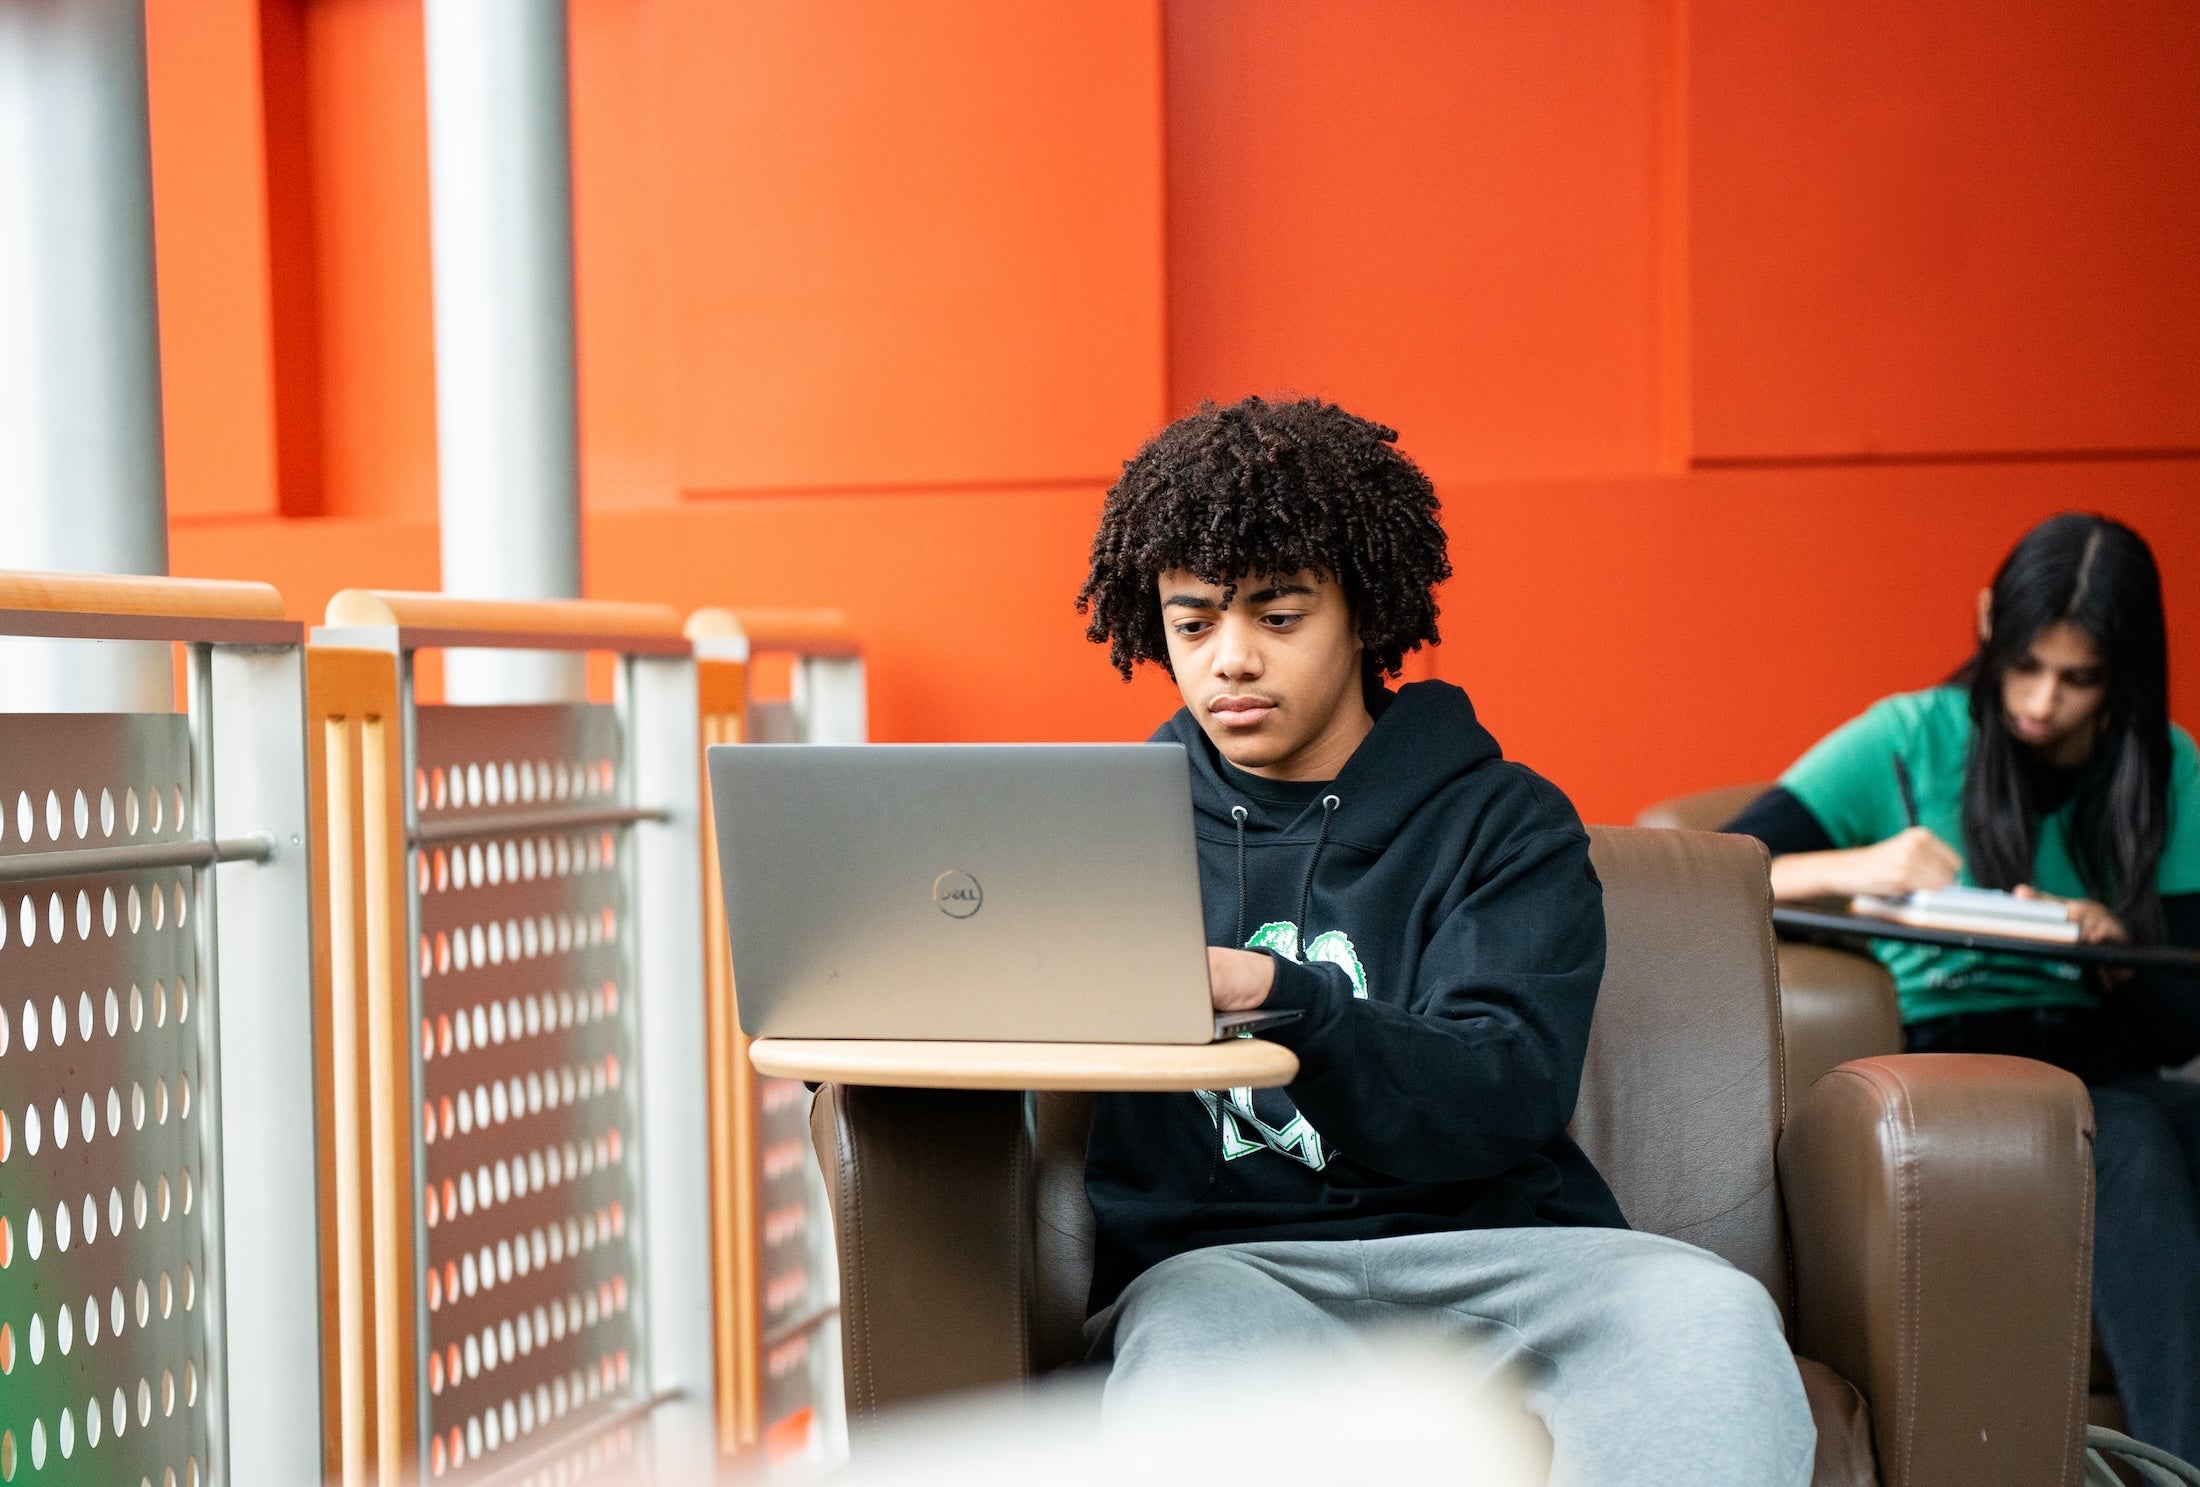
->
[310,593,712,1486]
[0,578,865,1487]
[0,571,322,1487]
[687,609,861,1472]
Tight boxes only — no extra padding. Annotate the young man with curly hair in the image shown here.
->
[1075,397,1813,1485]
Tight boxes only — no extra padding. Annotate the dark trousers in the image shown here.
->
[1906,1008,2200,1460]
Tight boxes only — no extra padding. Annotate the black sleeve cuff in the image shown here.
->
[1722,785,1837,856]
[1260,952,1353,1047]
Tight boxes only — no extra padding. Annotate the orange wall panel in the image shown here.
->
[590,489,1183,743]
[150,0,2200,832]
[144,0,281,520]
[1691,0,2200,462]
[305,0,439,521]
[1165,0,1668,482]
[170,515,439,625]
[1441,461,2200,823]
[570,0,677,510]
[659,0,1168,493]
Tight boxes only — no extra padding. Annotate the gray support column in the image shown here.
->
[424,0,585,703]
[0,0,173,712]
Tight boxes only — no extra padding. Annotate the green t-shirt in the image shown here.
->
[1781,686,2200,1024]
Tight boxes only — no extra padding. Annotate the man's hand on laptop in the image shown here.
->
[1208,947,1275,1011]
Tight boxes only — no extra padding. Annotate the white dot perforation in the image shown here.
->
[418,831,620,903]
[415,756,618,819]
[4,778,187,849]
[0,790,214,1487]
[424,1344,635,1480]
[418,906,624,983]
[409,720,644,1474]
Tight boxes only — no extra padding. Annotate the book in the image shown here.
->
[1850,887,2081,943]
[1898,886,2076,924]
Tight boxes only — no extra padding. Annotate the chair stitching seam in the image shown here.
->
[1897,1070,1920,1484]
[2057,1112,2092,1487]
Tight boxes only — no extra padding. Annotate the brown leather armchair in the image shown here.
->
[809,828,2098,1486]
[1637,784,1905,1096]
[1640,783,2126,1432]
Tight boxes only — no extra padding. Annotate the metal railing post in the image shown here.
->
[0,571,321,1487]
[309,592,710,1484]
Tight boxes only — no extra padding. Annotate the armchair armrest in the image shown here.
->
[1776,943,1901,1102]
[1778,1054,2094,1487]
[810,1085,1034,1430]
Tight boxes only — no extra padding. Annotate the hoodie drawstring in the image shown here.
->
[1293,794,1340,952]
[1206,791,1340,1190]
[1224,795,1341,956]
[1230,806,1249,949]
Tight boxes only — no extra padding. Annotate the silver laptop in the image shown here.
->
[706,743,1300,1044]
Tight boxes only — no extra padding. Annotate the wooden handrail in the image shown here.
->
[0,570,284,620]
[328,590,683,637]
[686,606,860,657]
[323,590,689,655]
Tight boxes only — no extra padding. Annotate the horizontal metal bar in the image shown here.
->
[759,1302,842,1351]
[0,833,275,883]
[466,1388,683,1487]
[409,803,670,844]
[0,606,302,647]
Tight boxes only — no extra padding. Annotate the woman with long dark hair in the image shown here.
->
[1728,512,2200,1456]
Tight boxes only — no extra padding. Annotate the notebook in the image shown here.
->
[1849,885,2081,943]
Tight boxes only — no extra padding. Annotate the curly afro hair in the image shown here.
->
[1077,396,1451,681]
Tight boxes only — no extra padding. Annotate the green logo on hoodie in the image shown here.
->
[1198,922,1368,1168]
[1243,921,1367,997]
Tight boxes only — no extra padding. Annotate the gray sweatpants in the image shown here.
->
[1086,1226,1815,1487]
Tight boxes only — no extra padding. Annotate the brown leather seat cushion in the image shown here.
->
[1800,1357,1880,1487]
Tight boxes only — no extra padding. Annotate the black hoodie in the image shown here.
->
[1084,680,1627,1313]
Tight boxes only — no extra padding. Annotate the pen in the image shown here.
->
[1893,754,1920,829]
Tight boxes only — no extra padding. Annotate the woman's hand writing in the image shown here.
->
[1770,826,1962,902]
[1845,826,1964,897]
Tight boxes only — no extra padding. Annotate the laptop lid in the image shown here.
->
[708,743,1217,1044]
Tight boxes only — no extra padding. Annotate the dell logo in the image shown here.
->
[932,870,983,919]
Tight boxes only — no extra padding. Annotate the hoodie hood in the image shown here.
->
[1154,680,1503,849]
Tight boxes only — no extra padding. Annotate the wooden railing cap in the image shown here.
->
[686,606,860,656]
[326,590,687,643]
[0,570,286,621]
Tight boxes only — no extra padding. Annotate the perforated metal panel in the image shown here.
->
[754,1076,835,1403]
[409,705,644,1482]
[0,715,215,1487]
[738,649,859,1470]
[501,1418,644,1487]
